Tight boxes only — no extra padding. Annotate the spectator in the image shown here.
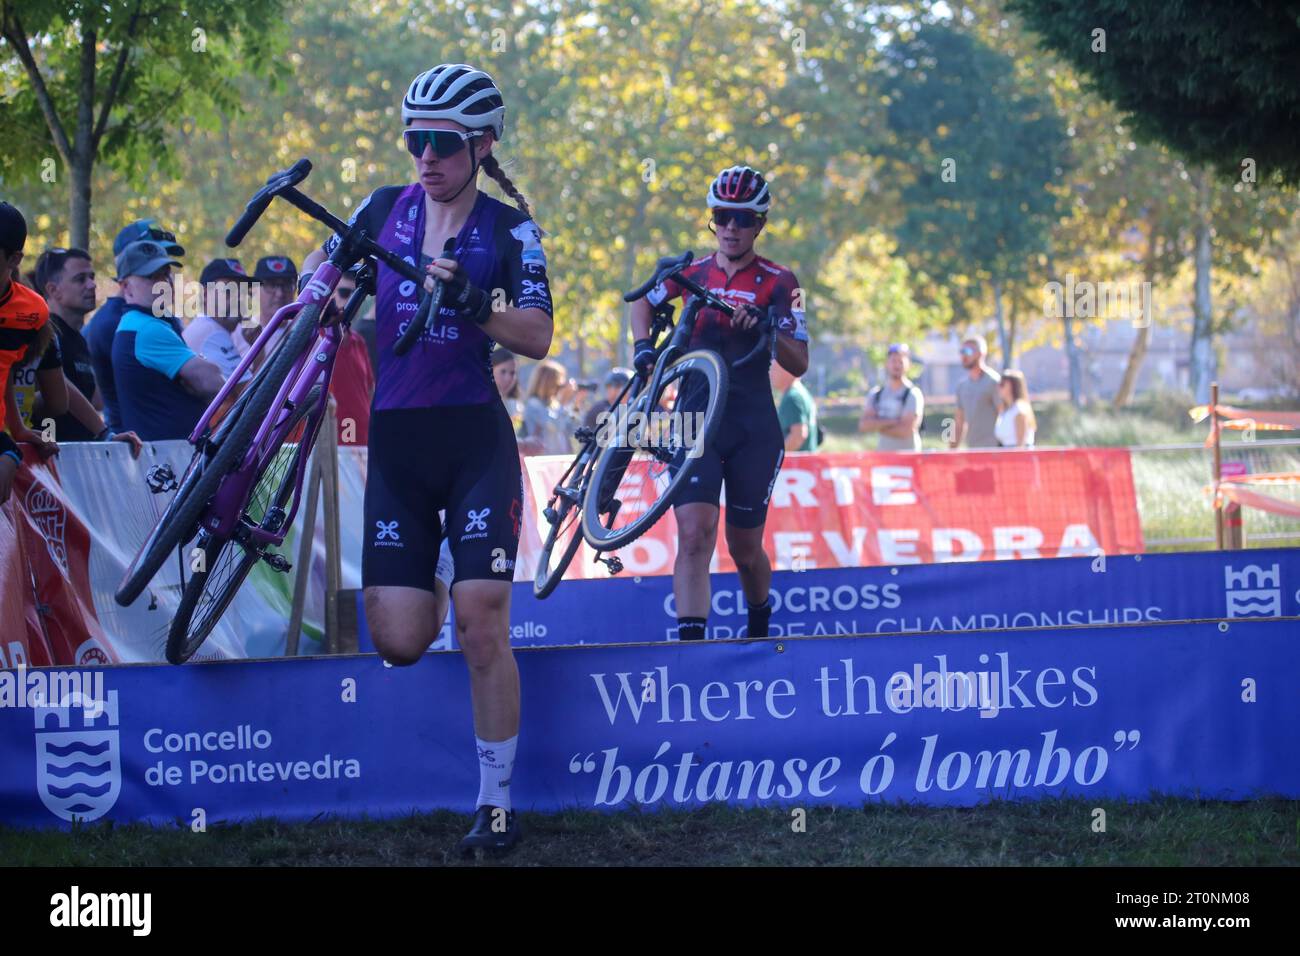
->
[493,348,543,455]
[31,247,142,456]
[251,254,298,357]
[860,343,924,451]
[951,334,1001,449]
[111,240,225,440]
[326,267,375,446]
[583,366,632,431]
[32,248,97,439]
[492,347,523,421]
[253,254,297,321]
[0,202,58,506]
[184,258,256,378]
[995,369,1037,448]
[771,361,820,452]
[86,219,185,431]
[520,359,584,455]
[8,299,66,432]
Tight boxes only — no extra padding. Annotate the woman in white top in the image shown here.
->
[521,358,585,455]
[995,369,1036,448]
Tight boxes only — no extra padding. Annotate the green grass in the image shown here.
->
[3,798,1296,866]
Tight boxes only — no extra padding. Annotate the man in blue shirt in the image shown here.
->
[110,240,225,440]
[86,219,185,430]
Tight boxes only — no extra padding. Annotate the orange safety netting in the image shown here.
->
[1203,471,1300,517]
[1217,482,1300,519]
[1189,404,1300,446]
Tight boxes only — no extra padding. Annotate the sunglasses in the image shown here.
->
[403,128,484,159]
[711,209,762,229]
[124,222,178,246]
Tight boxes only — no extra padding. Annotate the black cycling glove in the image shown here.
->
[632,338,657,377]
[444,269,492,326]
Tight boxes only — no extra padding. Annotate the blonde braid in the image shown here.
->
[481,153,535,222]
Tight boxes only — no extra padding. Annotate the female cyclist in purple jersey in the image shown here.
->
[303,63,553,855]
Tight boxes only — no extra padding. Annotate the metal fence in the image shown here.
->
[1130,437,1300,550]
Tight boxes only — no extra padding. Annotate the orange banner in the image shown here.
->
[522,447,1143,580]
[0,447,116,666]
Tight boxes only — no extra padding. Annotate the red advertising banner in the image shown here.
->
[0,447,115,666]
[521,447,1143,581]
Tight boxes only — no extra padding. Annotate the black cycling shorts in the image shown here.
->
[363,402,522,590]
[672,392,784,528]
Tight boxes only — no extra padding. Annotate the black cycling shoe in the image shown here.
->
[458,804,521,857]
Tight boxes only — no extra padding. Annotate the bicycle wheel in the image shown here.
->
[533,447,595,599]
[114,300,325,607]
[580,349,727,551]
[166,386,323,664]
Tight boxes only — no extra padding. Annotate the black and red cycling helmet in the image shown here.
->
[706,165,771,213]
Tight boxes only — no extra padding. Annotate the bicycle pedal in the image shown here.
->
[145,464,178,494]
[263,553,292,573]
[598,554,623,576]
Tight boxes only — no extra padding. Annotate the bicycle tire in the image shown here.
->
[533,450,595,599]
[166,386,323,664]
[580,348,727,551]
[114,300,325,607]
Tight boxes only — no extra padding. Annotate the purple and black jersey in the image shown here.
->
[325,184,552,409]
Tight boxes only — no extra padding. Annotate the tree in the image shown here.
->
[1006,0,1300,187]
[880,23,1070,367]
[0,0,286,249]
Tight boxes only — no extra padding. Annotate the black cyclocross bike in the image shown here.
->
[532,250,776,598]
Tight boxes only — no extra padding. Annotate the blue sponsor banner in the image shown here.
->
[359,547,1300,650]
[1,618,1295,828]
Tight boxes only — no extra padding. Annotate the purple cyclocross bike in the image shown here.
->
[114,159,450,664]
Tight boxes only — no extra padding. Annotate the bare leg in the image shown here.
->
[673,502,720,619]
[450,578,518,741]
[725,521,771,606]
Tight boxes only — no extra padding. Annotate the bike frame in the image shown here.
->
[190,258,353,546]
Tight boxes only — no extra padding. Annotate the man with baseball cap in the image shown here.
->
[254,255,298,319]
[110,239,225,440]
[860,343,924,452]
[183,258,256,378]
[86,218,186,431]
[583,366,633,430]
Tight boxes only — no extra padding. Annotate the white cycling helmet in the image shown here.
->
[706,165,771,213]
[402,63,506,141]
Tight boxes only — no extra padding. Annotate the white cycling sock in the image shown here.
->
[475,734,517,811]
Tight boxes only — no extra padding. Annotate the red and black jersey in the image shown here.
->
[647,252,808,396]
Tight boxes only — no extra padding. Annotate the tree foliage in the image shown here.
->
[1007,0,1300,186]
[0,0,287,247]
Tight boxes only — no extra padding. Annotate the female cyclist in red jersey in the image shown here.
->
[628,166,810,643]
